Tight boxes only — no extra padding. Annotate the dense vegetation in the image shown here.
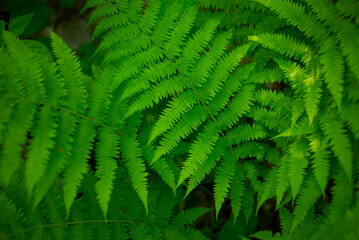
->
[0,0,358,239]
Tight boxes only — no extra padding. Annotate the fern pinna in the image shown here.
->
[0,0,358,239]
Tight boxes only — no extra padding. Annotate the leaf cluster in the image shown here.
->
[0,0,358,239]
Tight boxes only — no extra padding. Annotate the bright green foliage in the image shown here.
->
[0,171,208,239]
[0,0,358,239]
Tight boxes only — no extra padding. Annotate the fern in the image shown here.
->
[0,0,358,239]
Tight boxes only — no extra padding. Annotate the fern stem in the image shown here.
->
[4,219,134,239]
[3,94,126,137]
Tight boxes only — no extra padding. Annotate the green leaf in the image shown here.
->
[9,12,34,36]
[95,128,119,218]
[214,153,237,218]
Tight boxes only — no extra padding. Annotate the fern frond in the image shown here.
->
[0,191,24,233]
[92,15,131,44]
[248,33,311,62]
[309,169,355,240]
[303,66,322,125]
[0,98,14,143]
[2,31,45,100]
[3,33,65,193]
[250,230,277,240]
[308,132,330,193]
[252,0,327,41]
[85,0,128,29]
[160,4,198,58]
[160,201,210,239]
[242,162,262,193]
[33,112,77,208]
[140,130,177,191]
[274,58,305,92]
[180,227,209,240]
[319,36,344,108]
[138,0,162,34]
[230,168,245,224]
[95,128,119,218]
[164,228,188,240]
[50,31,87,114]
[256,169,277,213]
[274,118,314,139]
[152,105,207,163]
[248,106,290,132]
[185,142,225,198]
[291,176,321,234]
[328,169,353,223]
[80,173,111,239]
[214,153,237,218]
[148,45,251,150]
[126,33,229,117]
[341,98,359,139]
[226,124,267,145]
[254,89,291,116]
[276,154,290,207]
[290,98,305,126]
[179,17,220,66]
[320,109,353,180]
[62,119,96,217]
[278,207,293,236]
[151,158,176,191]
[94,0,143,49]
[120,113,148,213]
[339,197,359,239]
[176,81,254,186]
[124,76,184,118]
[249,67,285,84]
[172,207,211,226]
[335,0,359,24]
[242,187,255,224]
[155,188,176,227]
[198,0,266,10]
[129,224,153,240]
[216,82,255,128]
[233,142,267,161]
[288,139,309,199]
[151,64,252,165]
[81,0,107,13]
[177,122,219,188]
[25,105,57,195]
[0,102,36,185]
[306,0,359,79]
